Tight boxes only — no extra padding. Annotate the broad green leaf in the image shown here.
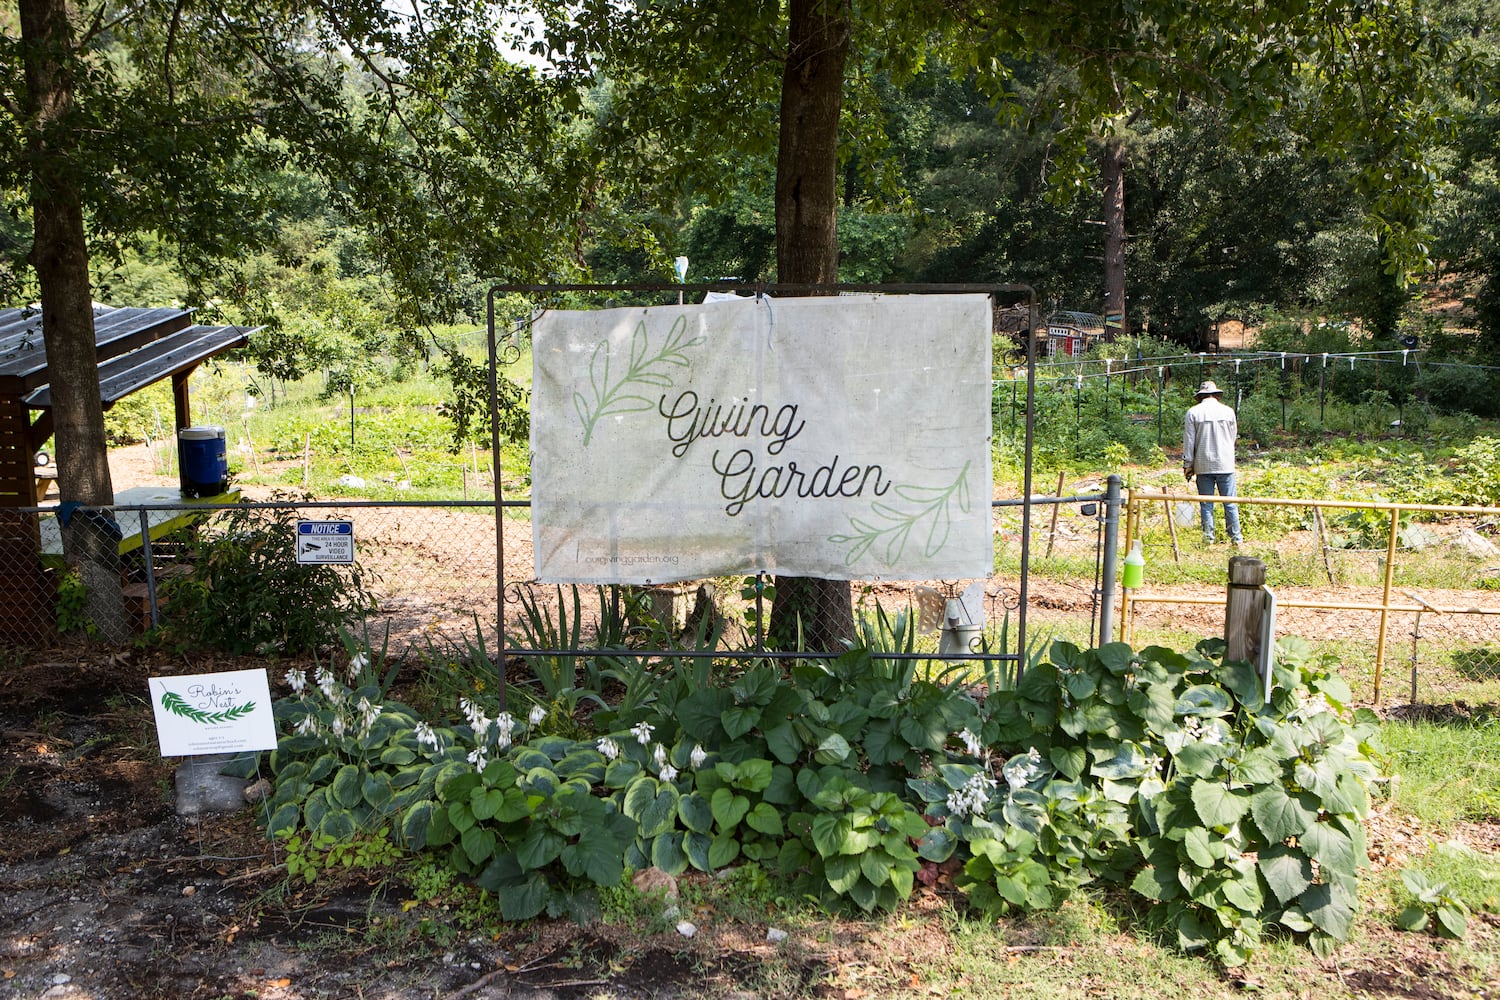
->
[1396,905,1430,932]
[825,853,861,894]
[1300,822,1356,877]
[1172,741,1223,778]
[811,813,854,857]
[1177,908,1210,951]
[1183,826,1222,869]
[745,801,783,836]
[331,764,363,808]
[650,831,688,875]
[1049,744,1087,781]
[1301,881,1355,940]
[710,788,751,830]
[677,792,714,834]
[722,705,761,740]
[1127,683,1177,731]
[1258,845,1313,905]
[1436,905,1468,938]
[497,872,548,921]
[563,834,624,885]
[447,800,476,834]
[685,832,713,872]
[860,851,891,887]
[460,824,496,866]
[1250,785,1317,842]
[1191,781,1250,828]
[708,832,741,868]
[917,826,957,863]
[813,733,852,765]
[515,827,565,869]
[764,721,800,763]
[1174,684,1232,717]
[400,801,433,850]
[1130,865,1181,902]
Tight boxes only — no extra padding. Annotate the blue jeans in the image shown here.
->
[1195,472,1242,543]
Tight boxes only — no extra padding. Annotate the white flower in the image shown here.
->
[295,714,320,736]
[652,744,668,769]
[495,728,512,752]
[1003,750,1046,790]
[631,721,655,745]
[347,651,370,682]
[597,737,621,761]
[528,704,547,727]
[467,746,488,770]
[459,698,485,729]
[414,722,439,750]
[330,714,346,738]
[284,669,307,694]
[496,712,516,737]
[945,771,997,818]
[958,728,983,757]
[689,744,708,769]
[659,764,679,783]
[315,666,338,701]
[356,697,381,736]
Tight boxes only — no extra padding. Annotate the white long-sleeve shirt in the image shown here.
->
[1183,396,1238,474]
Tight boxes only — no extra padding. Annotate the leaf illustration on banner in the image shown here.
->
[828,461,974,567]
[159,691,257,726]
[573,315,704,445]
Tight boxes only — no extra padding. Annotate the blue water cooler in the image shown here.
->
[178,426,228,497]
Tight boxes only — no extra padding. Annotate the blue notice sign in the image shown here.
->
[295,520,355,564]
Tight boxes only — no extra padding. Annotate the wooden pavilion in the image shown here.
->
[0,304,256,637]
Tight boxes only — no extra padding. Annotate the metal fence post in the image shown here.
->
[139,508,160,628]
[1098,474,1122,644]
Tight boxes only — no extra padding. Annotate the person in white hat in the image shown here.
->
[1182,380,1242,545]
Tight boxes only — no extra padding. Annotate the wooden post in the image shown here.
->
[1312,506,1336,585]
[1225,556,1267,664]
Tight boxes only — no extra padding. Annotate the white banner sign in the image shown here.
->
[149,669,277,757]
[530,294,993,583]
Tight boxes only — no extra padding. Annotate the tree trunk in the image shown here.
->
[1101,135,1128,341]
[766,0,855,652]
[21,0,128,641]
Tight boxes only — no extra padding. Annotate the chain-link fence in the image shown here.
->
[1121,491,1500,704]
[0,493,1111,668]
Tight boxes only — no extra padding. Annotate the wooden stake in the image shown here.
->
[1045,471,1066,559]
[1313,506,1336,585]
[302,433,312,486]
[1164,489,1181,564]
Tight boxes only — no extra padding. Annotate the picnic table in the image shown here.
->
[39,485,240,567]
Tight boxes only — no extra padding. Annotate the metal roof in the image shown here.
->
[0,305,256,404]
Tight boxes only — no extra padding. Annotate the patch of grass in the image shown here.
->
[1381,714,1500,827]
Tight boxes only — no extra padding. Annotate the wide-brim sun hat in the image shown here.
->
[1195,380,1223,397]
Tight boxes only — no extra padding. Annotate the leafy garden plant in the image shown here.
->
[263,612,1380,967]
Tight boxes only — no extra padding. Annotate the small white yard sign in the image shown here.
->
[149,669,277,757]
[295,519,355,564]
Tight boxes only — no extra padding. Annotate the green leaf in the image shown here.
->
[650,832,689,875]
[1183,826,1222,869]
[1435,905,1468,939]
[1177,908,1211,951]
[268,801,301,836]
[1300,822,1356,877]
[813,732,852,765]
[461,824,496,866]
[745,801,783,836]
[1190,781,1250,828]
[825,854,861,894]
[722,705,761,740]
[1396,905,1430,932]
[1258,845,1314,905]
[1174,684,1232,717]
[1049,745,1086,781]
[497,872,548,921]
[1300,881,1355,940]
[1250,785,1317,842]
[1131,865,1181,902]
[710,788,751,830]
[917,826,956,863]
[563,835,624,886]
[331,764,363,808]
[1172,741,1223,778]
[764,721,800,763]
[400,801,433,850]
[707,832,740,869]
[678,792,714,834]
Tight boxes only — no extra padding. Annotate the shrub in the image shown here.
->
[263,618,1379,965]
[161,496,377,654]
